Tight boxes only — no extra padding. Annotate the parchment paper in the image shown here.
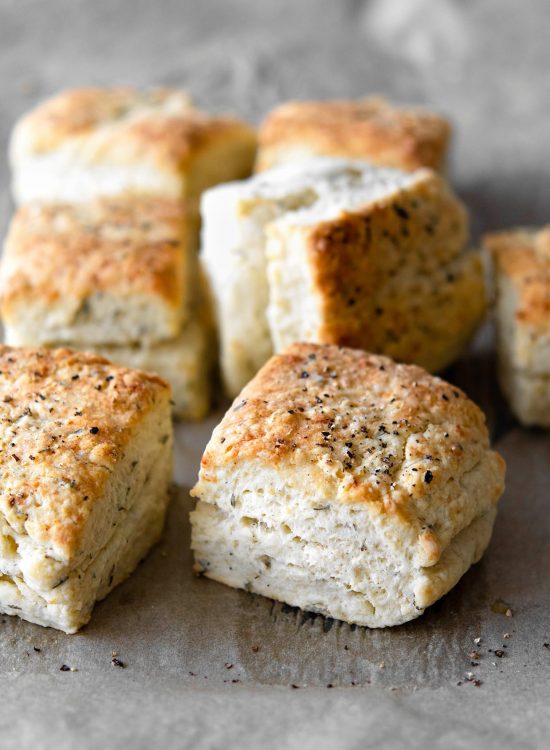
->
[1,1,550,747]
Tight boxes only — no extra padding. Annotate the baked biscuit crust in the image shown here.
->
[256,97,450,173]
[11,87,254,171]
[283,172,484,371]
[485,227,550,329]
[10,87,257,204]
[484,227,550,425]
[10,87,194,156]
[196,343,503,532]
[192,343,505,626]
[0,198,191,344]
[0,346,170,558]
[0,346,173,631]
[203,158,485,396]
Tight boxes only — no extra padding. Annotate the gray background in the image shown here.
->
[1,1,550,748]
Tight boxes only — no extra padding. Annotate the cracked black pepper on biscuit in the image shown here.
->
[0,345,173,632]
[191,342,505,628]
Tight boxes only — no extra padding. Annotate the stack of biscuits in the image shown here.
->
[202,107,485,397]
[2,87,257,419]
[0,92,511,634]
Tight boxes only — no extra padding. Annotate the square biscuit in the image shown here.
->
[10,87,257,205]
[0,346,173,633]
[202,158,485,397]
[0,198,197,347]
[191,343,505,628]
[484,227,550,426]
[256,97,450,173]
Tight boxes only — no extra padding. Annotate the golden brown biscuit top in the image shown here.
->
[11,87,193,154]
[0,346,170,557]
[258,97,450,172]
[0,198,190,313]
[484,227,550,328]
[11,87,256,171]
[195,343,501,514]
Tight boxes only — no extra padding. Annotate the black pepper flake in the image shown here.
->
[494,649,505,658]
[33,647,41,653]
[89,426,99,434]
[300,371,309,379]
[424,470,434,484]
[394,205,410,221]
[544,643,550,650]
[111,657,125,668]
[71,374,80,380]
[60,664,71,672]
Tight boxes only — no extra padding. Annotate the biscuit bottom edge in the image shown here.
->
[191,503,497,629]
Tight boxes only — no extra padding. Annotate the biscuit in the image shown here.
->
[10,87,257,205]
[256,97,450,173]
[0,346,173,632]
[484,227,550,426]
[0,198,212,419]
[201,158,485,396]
[191,343,505,628]
[1,198,195,346]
